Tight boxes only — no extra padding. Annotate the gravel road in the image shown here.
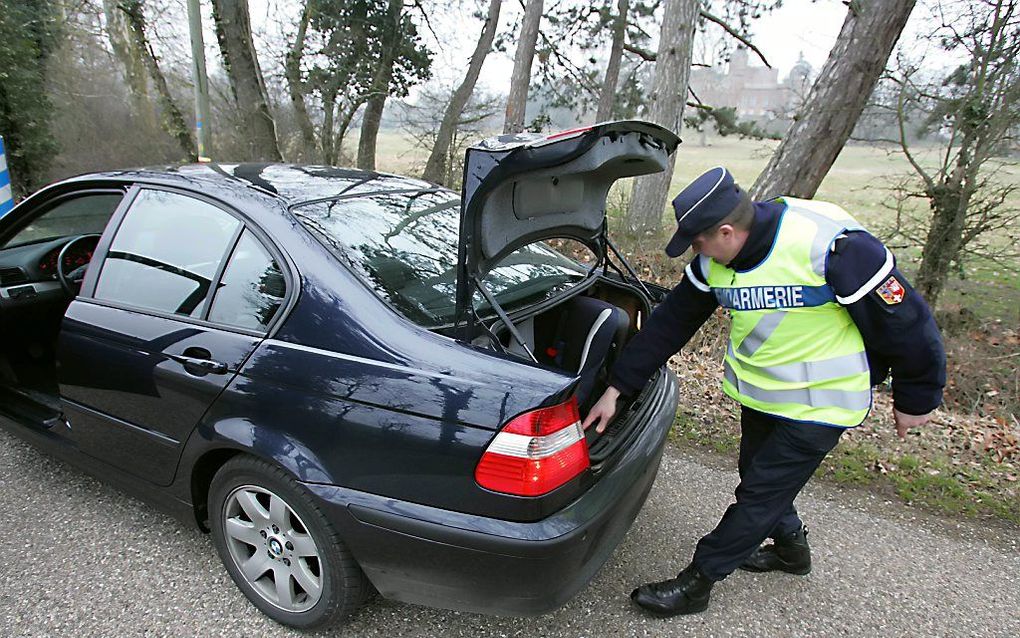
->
[2,427,1018,638]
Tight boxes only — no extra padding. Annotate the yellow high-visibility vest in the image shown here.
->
[701,197,872,427]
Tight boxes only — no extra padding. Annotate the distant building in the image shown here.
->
[689,48,813,123]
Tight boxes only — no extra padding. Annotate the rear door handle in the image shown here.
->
[169,355,229,374]
[169,347,229,375]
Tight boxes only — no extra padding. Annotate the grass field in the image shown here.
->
[368,130,1020,324]
[664,137,1020,322]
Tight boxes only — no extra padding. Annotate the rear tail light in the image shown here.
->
[475,397,590,497]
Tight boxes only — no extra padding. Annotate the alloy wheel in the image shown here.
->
[222,485,323,612]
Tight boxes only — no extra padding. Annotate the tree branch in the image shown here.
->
[538,30,602,95]
[409,0,440,44]
[624,43,656,61]
[893,73,935,191]
[688,84,706,108]
[699,9,771,69]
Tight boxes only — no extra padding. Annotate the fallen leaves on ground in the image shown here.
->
[665,325,1020,524]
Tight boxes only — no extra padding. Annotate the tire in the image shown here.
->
[208,456,368,630]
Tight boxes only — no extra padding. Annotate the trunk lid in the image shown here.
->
[454,121,680,329]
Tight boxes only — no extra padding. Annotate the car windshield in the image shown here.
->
[291,190,590,328]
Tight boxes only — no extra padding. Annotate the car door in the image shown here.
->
[57,186,289,486]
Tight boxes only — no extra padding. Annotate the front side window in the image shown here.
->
[94,189,240,317]
[292,190,588,328]
[208,230,286,331]
[1,192,123,248]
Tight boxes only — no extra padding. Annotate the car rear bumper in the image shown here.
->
[303,369,679,616]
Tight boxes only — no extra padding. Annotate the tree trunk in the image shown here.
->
[750,0,916,200]
[357,0,403,171]
[210,0,282,161]
[285,0,317,159]
[625,0,699,235]
[915,184,969,310]
[335,104,360,160]
[356,96,387,171]
[914,117,982,310]
[103,0,157,132]
[503,0,543,134]
[596,0,629,122]
[422,0,502,184]
[120,1,197,160]
[911,0,1015,310]
[321,90,337,165]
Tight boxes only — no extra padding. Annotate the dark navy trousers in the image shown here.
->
[692,406,845,581]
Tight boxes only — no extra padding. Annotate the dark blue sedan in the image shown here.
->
[0,121,680,629]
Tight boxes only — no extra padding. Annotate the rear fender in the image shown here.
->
[181,416,334,485]
[176,416,334,529]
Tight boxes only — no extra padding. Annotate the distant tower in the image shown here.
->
[789,52,813,94]
[730,47,750,74]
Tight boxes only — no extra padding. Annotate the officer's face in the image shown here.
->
[692,224,743,263]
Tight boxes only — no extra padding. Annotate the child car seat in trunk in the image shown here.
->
[530,296,630,409]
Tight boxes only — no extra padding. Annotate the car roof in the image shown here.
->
[62,163,444,207]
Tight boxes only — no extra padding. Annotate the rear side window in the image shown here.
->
[1,193,123,248]
[94,189,240,317]
[208,230,286,331]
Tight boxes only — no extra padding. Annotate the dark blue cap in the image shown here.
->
[665,166,744,257]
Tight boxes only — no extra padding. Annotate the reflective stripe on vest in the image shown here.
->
[705,198,871,427]
[724,362,873,412]
[726,342,869,383]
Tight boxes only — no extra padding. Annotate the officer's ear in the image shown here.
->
[716,223,736,240]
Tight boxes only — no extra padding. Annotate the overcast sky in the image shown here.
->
[244,0,948,103]
[246,0,853,90]
[460,0,853,94]
[743,0,849,75]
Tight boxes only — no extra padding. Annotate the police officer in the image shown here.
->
[582,166,946,617]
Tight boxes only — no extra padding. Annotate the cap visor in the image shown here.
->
[665,229,694,257]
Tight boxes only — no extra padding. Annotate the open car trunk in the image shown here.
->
[456,121,680,466]
[454,121,679,335]
[485,274,664,465]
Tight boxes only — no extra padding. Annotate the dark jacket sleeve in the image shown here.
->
[609,262,718,396]
[826,231,946,415]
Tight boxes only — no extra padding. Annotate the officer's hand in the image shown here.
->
[892,408,929,439]
[582,386,622,434]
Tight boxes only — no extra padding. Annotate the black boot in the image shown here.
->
[740,526,811,575]
[630,563,715,617]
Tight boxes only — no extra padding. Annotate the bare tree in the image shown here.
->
[102,0,157,131]
[284,0,317,158]
[887,0,1020,309]
[750,0,917,200]
[357,0,404,170]
[503,0,543,134]
[526,1,775,131]
[119,0,197,160]
[596,0,629,122]
[407,87,502,187]
[285,0,429,166]
[625,0,699,235]
[422,0,502,184]
[210,0,281,160]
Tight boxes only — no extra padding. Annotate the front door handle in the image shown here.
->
[169,347,229,375]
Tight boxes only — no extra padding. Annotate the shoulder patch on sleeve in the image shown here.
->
[875,276,906,305]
